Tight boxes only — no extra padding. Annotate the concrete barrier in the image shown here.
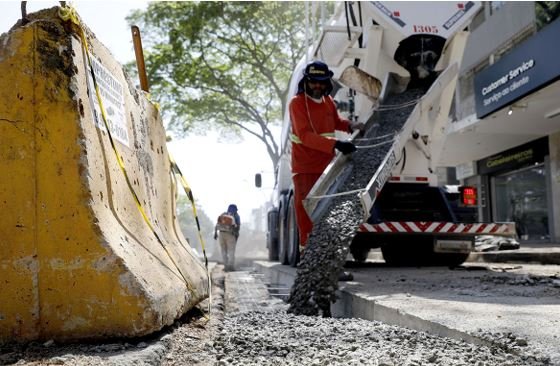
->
[0,7,208,342]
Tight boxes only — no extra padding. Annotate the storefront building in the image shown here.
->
[472,138,551,242]
[448,3,560,244]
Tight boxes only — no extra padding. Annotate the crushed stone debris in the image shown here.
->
[1,267,554,365]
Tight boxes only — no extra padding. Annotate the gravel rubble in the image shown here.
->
[1,265,555,365]
[213,309,551,366]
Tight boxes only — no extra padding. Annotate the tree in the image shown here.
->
[126,2,328,171]
[536,2,560,30]
[175,195,217,259]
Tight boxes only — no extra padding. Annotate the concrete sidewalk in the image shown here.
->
[363,242,560,265]
[468,242,560,265]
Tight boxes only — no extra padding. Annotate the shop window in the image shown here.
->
[492,164,550,242]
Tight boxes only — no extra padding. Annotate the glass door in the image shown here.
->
[492,164,550,242]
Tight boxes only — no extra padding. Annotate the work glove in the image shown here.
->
[334,140,357,155]
[214,233,218,240]
[350,122,366,137]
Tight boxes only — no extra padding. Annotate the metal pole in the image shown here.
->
[311,2,316,47]
[305,1,309,64]
[131,25,149,93]
[21,1,28,24]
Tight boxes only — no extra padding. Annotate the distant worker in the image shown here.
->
[289,60,364,254]
[214,204,241,271]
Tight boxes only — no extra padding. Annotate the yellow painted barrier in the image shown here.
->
[0,7,209,342]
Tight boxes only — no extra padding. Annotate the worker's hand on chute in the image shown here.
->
[350,122,366,136]
[334,140,357,155]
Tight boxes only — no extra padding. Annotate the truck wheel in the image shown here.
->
[381,239,470,267]
[381,240,432,266]
[432,252,470,267]
[286,194,300,267]
[267,233,279,261]
[267,209,279,261]
[350,233,371,262]
[277,195,289,265]
[351,248,369,262]
[381,245,406,266]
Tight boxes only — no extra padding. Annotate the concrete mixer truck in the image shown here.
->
[258,1,516,267]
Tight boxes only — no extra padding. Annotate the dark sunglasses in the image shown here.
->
[306,78,330,85]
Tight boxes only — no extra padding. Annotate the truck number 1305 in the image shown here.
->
[413,25,439,34]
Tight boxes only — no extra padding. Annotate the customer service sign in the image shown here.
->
[474,18,560,119]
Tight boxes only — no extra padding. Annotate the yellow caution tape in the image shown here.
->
[145,92,161,112]
[168,154,209,266]
[169,153,213,317]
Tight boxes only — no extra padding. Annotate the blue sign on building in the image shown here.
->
[474,18,560,119]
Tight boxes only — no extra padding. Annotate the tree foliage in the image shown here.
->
[175,195,218,258]
[535,2,560,30]
[126,2,324,169]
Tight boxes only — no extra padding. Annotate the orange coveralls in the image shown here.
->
[289,93,351,247]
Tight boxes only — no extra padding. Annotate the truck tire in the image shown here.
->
[381,239,432,266]
[267,209,279,261]
[381,244,409,266]
[351,247,369,262]
[286,194,300,267]
[277,195,289,265]
[267,233,279,261]
[432,252,470,267]
[381,239,471,267]
[350,233,371,263]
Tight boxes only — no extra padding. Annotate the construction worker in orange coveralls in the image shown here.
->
[289,60,364,256]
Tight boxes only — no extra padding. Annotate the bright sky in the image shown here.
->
[0,1,277,226]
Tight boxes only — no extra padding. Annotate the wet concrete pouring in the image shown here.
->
[2,261,558,365]
[288,87,426,317]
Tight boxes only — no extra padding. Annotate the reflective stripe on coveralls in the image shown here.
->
[290,132,335,144]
